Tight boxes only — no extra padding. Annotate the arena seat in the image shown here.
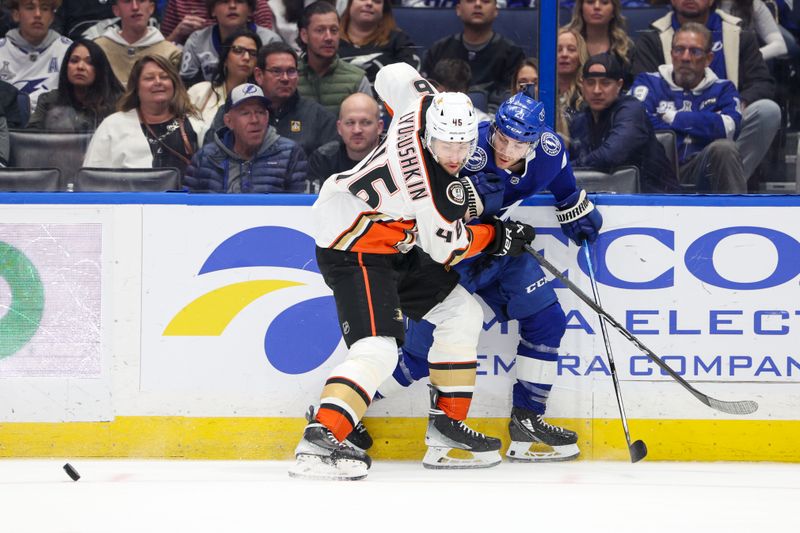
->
[72,167,181,192]
[655,129,679,182]
[0,167,61,191]
[8,129,93,189]
[574,165,640,193]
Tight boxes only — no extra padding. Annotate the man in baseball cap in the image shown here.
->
[568,53,679,193]
[184,82,308,193]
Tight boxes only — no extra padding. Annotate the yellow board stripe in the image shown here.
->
[1,417,799,461]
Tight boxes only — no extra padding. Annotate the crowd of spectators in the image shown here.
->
[0,0,797,193]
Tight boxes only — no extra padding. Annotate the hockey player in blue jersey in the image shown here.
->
[349,85,603,462]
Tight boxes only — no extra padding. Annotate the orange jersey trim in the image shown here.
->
[357,252,377,336]
[331,212,416,254]
[466,223,497,258]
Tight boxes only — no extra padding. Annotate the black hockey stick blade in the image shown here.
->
[524,245,759,416]
[629,440,647,463]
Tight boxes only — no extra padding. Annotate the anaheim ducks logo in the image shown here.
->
[447,181,466,205]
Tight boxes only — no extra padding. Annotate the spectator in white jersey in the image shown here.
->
[94,0,182,87]
[337,0,420,85]
[179,0,282,86]
[0,0,71,109]
[187,28,261,123]
[306,91,382,192]
[420,0,525,112]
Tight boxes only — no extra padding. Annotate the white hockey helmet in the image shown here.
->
[424,92,479,168]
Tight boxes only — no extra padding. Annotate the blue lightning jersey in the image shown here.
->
[461,121,579,211]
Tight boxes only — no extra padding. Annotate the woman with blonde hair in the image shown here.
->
[557,27,588,121]
[338,0,420,84]
[566,0,634,87]
[84,55,206,177]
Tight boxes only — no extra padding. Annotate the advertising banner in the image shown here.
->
[0,223,103,377]
[140,202,800,419]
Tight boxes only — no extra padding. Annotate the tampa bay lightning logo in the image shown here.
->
[540,132,561,156]
[464,146,488,172]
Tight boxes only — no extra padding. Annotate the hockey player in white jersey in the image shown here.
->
[290,63,537,480]
[0,0,71,109]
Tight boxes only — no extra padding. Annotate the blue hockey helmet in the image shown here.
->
[493,89,546,146]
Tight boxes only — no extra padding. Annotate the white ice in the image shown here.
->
[1,459,798,532]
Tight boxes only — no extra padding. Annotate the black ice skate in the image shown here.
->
[423,386,502,469]
[289,407,372,481]
[506,406,580,462]
[344,421,373,452]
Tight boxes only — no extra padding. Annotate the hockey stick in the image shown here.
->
[583,243,647,463]
[523,244,758,416]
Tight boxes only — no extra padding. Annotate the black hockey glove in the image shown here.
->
[485,219,536,257]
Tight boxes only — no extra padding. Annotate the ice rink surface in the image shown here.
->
[1,459,798,532]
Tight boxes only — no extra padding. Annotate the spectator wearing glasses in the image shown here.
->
[188,29,261,124]
[185,82,307,192]
[0,0,72,109]
[296,1,372,116]
[338,0,420,85]
[95,0,182,87]
[84,54,205,177]
[204,40,337,157]
[28,38,124,131]
[307,92,383,192]
[180,0,282,86]
[631,23,746,193]
[565,0,635,88]
[633,0,779,185]
[160,0,275,45]
[569,53,678,193]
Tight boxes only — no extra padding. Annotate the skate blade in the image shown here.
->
[422,447,502,470]
[288,454,368,481]
[506,441,580,463]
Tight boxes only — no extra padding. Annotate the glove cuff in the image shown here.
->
[555,189,595,223]
[460,176,484,222]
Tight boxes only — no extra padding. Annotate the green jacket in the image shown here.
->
[297,56,372,116]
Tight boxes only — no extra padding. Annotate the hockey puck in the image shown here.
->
[63,463,80,481]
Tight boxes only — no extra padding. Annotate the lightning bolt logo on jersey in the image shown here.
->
[0,33,71,108]
[463,121,577,211]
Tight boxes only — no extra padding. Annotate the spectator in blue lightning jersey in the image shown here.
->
[630,22,746,193]
[348,83,604,463]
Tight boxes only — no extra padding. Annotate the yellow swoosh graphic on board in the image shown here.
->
[164,280,305,336]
